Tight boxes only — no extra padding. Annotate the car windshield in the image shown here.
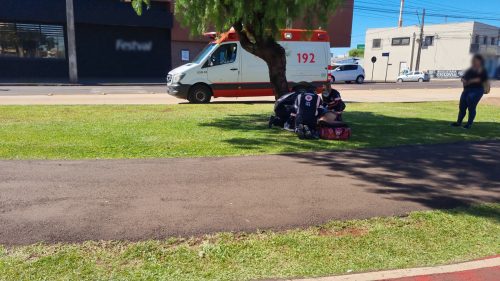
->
[192,43,217,64]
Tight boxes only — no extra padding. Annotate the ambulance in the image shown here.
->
[166,29,331,103]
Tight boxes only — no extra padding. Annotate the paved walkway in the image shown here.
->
[291,256,500,281]
[1,141,498,245]
[0,85,498,105]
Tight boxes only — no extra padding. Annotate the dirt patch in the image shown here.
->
[483,97,500,106]
[318,227,368,237]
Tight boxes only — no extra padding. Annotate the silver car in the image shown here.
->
[396,71,431,82]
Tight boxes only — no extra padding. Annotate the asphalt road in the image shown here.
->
[1,141,498,246]
[0,80,498,96]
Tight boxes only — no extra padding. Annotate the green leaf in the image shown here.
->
[132,0,151,16]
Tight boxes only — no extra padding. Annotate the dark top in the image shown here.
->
[322,89,346,112]
[294,92,322,124]
[463,68,488,89]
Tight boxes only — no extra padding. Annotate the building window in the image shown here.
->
[372,38,381,48]
[0,22,66,59]
[483,36,488,45]
[491,37,496,45]
[424,36,434,46]
[391,37,410,46]
[475,35,480,44]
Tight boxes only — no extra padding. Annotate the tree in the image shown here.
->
[132,0,343,98]
[348,48,364,58]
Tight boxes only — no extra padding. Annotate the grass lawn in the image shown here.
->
[0,204,499,281]
[0,102,499,159]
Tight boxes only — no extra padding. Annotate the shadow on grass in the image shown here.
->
[201,111,500,214]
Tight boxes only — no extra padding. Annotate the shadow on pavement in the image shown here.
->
[202,111,500,213]
[287,141,500,218]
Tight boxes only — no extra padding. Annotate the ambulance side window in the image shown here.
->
[209,43,237,66]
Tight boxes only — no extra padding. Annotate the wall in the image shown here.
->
[472,22,500,77]
[0,0,173,80]
[293,0,354,48]
[171,41,207,69]
[76,24,171,78]
[363,22,477,81]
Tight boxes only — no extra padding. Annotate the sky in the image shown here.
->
[331,0,500,56]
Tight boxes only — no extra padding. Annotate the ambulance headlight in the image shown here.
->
[172,73,185,84]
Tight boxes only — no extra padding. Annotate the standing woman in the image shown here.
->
[452,54,489,129]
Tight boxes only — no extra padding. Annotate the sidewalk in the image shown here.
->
[1,141,498,245]
[0,87,498,105]
[290,256,500,281]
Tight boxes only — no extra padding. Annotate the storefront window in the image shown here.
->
[0,22,66,59]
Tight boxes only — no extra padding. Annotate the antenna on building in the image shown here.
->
[398,0,405,27]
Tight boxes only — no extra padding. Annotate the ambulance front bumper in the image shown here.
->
[166,83,190,99]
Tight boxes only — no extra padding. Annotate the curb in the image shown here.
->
[289,256,500,281]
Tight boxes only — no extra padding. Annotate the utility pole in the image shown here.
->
[398,0,405,27]
[410,32,416,70]
[66,0,78,83]
[415,8,425,71]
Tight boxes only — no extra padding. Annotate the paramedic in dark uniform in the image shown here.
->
[294,90,323,139]
[322,87,346,121]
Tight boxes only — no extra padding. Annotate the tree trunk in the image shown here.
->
[263,41,289,98]
[233,23,289,98]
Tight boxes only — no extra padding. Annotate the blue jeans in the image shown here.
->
[457,87,483,126]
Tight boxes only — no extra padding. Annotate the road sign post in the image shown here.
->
[371,56,377,81]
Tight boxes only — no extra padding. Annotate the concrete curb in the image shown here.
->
[289,256,500,281]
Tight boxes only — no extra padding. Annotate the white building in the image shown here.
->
[363,22,500,81]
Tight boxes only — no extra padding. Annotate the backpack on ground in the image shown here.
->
[318,122,352,140]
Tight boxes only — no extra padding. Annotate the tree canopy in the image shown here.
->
[348,48,364,58]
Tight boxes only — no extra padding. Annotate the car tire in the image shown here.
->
[356,75,365,84]
[418,78,424,82]
[397,78,403,83]
[188,84,212,103]
[330,76,336,83]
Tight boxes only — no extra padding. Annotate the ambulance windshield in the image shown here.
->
[193,43,217,64]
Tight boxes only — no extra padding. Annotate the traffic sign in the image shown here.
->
[357,44,365,50]
[382,52,390,57]
[371,56,377,63]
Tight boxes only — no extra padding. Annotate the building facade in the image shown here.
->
[363,22,500,81]
[0,0,353,81]
[0,0,173,81]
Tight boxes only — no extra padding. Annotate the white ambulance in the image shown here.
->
[166,29,331,103]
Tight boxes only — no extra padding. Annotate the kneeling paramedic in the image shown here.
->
[322,87,346,121]
[294,90,323,139]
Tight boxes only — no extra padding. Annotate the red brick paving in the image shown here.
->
[383,265,500,281]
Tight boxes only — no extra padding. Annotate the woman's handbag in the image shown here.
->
[483,81,491,94]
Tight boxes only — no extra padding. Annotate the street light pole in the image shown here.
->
[398,0,405,27]
[66,0,78,83]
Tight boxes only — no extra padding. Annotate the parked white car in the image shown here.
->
[330,64,365,84]
[396,71,431,82]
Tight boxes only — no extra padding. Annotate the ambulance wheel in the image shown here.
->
[356,75,365,84]
[188,84,212,103]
